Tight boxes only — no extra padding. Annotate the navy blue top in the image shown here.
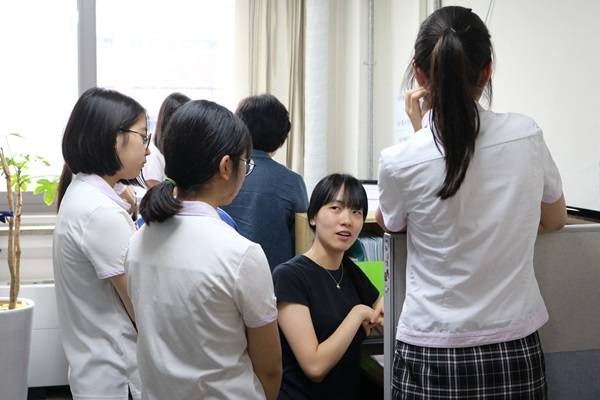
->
[222,150,308,270]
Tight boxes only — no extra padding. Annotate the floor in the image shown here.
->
[28,386,72,400]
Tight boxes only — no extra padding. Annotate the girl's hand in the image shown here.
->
[405,87,431,132]
[361,298,384,336]
[362,319,374,336]
[370,297,384,328]
[119,185,138,216]
[351,304,376,335]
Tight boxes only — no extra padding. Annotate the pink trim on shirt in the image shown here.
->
[76,174,130,211]
[396,309,548,348]
[178,201,220,219]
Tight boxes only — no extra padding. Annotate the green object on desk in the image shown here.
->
[356,261,384,295]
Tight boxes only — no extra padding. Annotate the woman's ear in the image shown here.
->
[478,62,493,86]
[413,63,428,87]
[309,218,316,227]
[218,155,233,181]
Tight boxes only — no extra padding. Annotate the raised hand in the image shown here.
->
[404,87,431,132]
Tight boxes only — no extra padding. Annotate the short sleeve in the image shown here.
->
[540,138,563,204]
[233,244,278,328]
[272,260,310,307]
[80,206,135,280]
[378,151,408,232]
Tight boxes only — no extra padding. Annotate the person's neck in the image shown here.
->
[101,174,119,188]
[177,191,220,208]
[176,179,223,207]
[304,243,344,271]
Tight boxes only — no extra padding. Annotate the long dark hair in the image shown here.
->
[407,6,493,199]
[57,87,146,209]
[140,100,251,224]
[154,92,190,153]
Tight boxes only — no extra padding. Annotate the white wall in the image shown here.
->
[380,0,600,210]
[373,0,426,160]
[305,0,424,190]
[478,0,600,210]
[0,216,55,283]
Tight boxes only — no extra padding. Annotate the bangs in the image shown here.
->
[339,182,368,214]
[308,174,368,224]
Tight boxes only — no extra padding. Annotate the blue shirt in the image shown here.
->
[223,150,309,270]
[216,208,239,231]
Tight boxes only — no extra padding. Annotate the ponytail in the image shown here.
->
[409,6,493,199]
[140,99,251,225]
[139,181,182,224]
[430,30,480,199]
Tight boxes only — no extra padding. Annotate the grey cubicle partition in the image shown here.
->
[383,225,600,400]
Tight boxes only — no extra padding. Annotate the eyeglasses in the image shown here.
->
[240,157,255,176]
[121,129,152,149]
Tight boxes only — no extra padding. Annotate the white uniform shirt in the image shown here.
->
[53,174,141,399]
[379,109,563,348]
[141,142,165,183]
[127,201,277,400]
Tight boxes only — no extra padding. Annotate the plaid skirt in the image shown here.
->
[392,332,547,399]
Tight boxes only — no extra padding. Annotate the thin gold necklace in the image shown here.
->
[323,265,344,289]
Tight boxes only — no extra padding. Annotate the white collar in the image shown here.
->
[422,103,487,130]
[75,174,130,211]
[178,201,220,219]
[421,110,432,130]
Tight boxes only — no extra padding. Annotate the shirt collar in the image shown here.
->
[75,174,131,211]
[423,104,487,130]
[251,149,271,159]
[178,201,220,219]
[422,110,432,130]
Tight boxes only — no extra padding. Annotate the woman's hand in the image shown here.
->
[360,298,384,336]
[278,302,376,382]
[405,87,431,132]
[119,185,138,216]
[370,297,384,329]
[350,304,378,336]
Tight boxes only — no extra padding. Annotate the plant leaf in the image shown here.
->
[33,177,59,206]
[43,187,57,206]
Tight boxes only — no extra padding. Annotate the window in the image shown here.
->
[96,0,236,131]
[0,1,78,185]
[0,1,236,213]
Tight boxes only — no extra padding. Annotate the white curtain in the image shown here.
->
[235,0,305,173]
[304,0,368,192]
[236,0,398,192]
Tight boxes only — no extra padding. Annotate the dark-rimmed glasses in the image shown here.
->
[240,157,255,176]
[121,129,152,149]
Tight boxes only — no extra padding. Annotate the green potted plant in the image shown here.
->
[0,134,58,400]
